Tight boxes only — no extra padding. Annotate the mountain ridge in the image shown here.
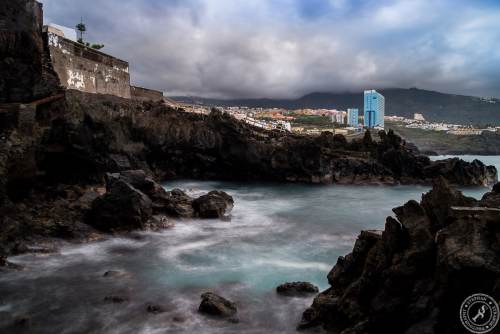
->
[172,88,500,125]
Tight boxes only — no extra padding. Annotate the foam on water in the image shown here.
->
[1,155,498,333]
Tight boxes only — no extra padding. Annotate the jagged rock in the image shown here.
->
[276,282,319,296]
[420,176,476,231]
[478,182,500,208]
[193,191,234,218]
[88,179,152,232]
[423,158,497,187]
[152,188,195,218]
[198,292,237,318]
[299,179,500,333]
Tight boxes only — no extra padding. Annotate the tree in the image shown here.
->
[76,19,86,43]
[75,19,105,50]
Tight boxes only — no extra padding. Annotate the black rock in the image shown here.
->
[88,179,152,232]
[276,282,319,296]
[299,179,500,333]
[198,292,237,318]
[193,191,234,219]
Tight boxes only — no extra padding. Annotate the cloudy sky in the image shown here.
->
[41,0,500,99]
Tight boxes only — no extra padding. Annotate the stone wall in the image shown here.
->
[131,85,164,102]
[47,32,131,98]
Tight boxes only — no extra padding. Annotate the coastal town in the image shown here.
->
[182,94,500,137]
[33,20,499,141]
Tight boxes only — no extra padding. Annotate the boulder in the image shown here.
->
[193,191,234,218]
[152,188,195,218]
[198,292,237,318]
[276,282,319,296]
[88,179,152,232]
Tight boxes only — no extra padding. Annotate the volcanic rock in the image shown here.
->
[88,179,152,232]
[299,179,500,333]
[193,191,234,218]
[198,292,237,318]
[276,282,319,296]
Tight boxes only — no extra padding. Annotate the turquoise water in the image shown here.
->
[0,156,498,333]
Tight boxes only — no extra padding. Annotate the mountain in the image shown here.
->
[172,88,500,125]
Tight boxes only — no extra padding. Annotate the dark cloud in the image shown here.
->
[40,0,500,98]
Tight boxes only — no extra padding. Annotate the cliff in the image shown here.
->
[28,90,498,187]
[0,0,59,103]
[299,178,500,333]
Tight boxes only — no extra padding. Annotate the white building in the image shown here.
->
[414,113,425,121]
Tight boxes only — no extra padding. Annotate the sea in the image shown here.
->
[1,156,499,333]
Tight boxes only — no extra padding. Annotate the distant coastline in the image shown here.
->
[388,122,500,156]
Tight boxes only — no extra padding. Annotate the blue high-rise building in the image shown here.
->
[364,90,385,128]
[347,108,358,127]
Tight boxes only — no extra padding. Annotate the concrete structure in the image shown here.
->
[131,86,164,102]
[347,108,359,127]
[364,90,385,128]
[46,30,132,98]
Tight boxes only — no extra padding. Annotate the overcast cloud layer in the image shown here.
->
[41,0,500,99]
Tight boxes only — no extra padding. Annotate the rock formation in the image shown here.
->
[298,178,500,333]
[193,191,234,219]
[198,292,238,318]
[87,170,234,232]
[0,0,59,103]
[276,282,319,297]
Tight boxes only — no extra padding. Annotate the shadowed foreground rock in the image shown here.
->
[87,170,234,232]
[299,178,500,333]
[198,292,237,318]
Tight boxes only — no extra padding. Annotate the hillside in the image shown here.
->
[173,88,500,125]
[386,121,500,155]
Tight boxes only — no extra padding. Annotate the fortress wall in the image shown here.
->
[47,32,131,98]
[131,85,164,102]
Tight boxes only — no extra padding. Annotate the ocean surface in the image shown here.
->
[1,156,499,333]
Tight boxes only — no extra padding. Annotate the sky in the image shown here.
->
[40,0,500,99]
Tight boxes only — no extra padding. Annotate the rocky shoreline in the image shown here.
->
[298,178,500,333]
[1,89,497,257]
[1,2,500,333]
